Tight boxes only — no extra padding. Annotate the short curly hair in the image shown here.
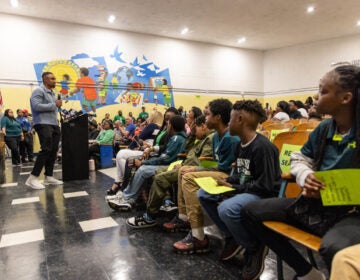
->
[208,99,232,125]
[233,100,267,125]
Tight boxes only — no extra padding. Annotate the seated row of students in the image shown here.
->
[104,65,359,280]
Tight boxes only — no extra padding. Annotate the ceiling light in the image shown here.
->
[307,6,315,13]
[237,37,246,44]
[181,27,189,35]
[108,15,116,23]
[10,0,19,8]
[357,20,360,27]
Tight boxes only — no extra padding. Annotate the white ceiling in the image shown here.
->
[1,0,360,50]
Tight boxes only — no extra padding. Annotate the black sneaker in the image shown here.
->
[241,245,269,280]
[126,213,157,229]
[220,237,245,261]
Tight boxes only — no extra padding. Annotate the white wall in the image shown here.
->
[264,34,360,94]
[0,13,264,93]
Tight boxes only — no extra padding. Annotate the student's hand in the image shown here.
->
[142,148,151,160]
[180,166,196,175]
[302,173,325,199]
[216,179,231,187]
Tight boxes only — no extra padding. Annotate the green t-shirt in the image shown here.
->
[1,116,22,137]
[113,115,125,125]
[139,111,149,121]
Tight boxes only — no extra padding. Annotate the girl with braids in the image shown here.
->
[239,65,360,280]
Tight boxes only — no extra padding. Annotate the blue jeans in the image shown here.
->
[123,165,163,200]
[198,189,260,250]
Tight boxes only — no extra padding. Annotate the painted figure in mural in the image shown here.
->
[59,74,70,98]
[154,78,173,107]
[114,82,143,107]
[69,67,97,113]
[97,65,109,105]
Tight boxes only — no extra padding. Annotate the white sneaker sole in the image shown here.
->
[25,180,45,190]
[43,181,64,185]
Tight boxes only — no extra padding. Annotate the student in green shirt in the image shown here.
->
[138,106,149,122]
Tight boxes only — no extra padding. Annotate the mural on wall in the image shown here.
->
[33,46,174,112]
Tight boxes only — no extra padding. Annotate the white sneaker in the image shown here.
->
[43,176,64,185]
[105,191,123,202]
[26,175,45,190]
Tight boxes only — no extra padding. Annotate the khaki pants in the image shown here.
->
[331,244,360,280]
[177,166,228,229]
[146,166,180,215]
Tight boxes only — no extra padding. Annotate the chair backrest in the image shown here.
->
[273,131,311,198]
[285,119,300,127]
[296,122,320,131]
[272,131,310,152]
[263,122,294,132]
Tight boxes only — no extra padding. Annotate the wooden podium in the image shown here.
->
[61,113,89,181]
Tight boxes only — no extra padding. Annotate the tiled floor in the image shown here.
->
[0,160,327,279]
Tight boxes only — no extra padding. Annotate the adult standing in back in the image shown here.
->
[26,72,63,190]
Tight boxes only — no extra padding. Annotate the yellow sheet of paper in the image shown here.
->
[270,129,290,141]
[167,160,183,171]
[316,169,360,206]
[279,144,302,173]
[194,177,235,194]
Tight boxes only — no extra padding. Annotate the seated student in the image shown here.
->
[88,120,114,157]
[330,244,360,280]
[241,65,360,280]
[126,115,214,228]
[272,101,290,122]
[295,100,309,119]
[164,99,240,254]
[198,100,281,260]
[289,100,303,119]
[108,115,186,210]
[105,108,178,196]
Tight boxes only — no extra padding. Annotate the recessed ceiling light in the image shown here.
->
[181,27,189,35]
[10,0,19,8]
[357,20,360,27]
[307,6,315,13]
[108,15,116,23]
[237,37,246,44]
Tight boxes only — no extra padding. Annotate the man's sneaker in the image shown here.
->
[220,237,245,261]
[163,215,191,232]
[173,231,210,254]
[159,200,178,212]
[43,176,63,185]
[108,196,133,211]
[126,213,157,229]
[25,175,45,190]
[241,245,269,280]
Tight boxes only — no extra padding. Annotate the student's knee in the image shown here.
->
[320,236,348,268]
[218,200,239,221]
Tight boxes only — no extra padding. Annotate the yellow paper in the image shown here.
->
[270,129,289,141]
[316,169,360,206]
[194,177,235,194]
[279,144,302,173]
[167,160,183,171]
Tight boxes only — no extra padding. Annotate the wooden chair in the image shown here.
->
[263,131,321,280]
[263,123,294,132]
[296,122,320,131]
[285,119,300,127]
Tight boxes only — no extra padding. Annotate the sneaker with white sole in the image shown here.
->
[159,200,178,213]
[26,175,45,190]
[126,213,157,228]
[108,196,134,211]
[105,191,123,202]
[43,176,63,185]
